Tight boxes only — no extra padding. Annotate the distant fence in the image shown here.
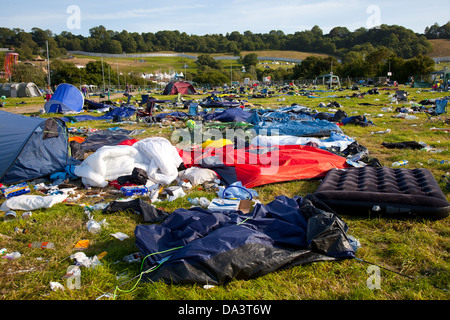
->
[432,57,450,63]
[68,51,197,60]
[68,51,303,63]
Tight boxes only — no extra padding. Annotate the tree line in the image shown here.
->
[0,22,447,87]
[1,22,448,61]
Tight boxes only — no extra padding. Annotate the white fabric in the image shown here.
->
[250,134,354,151]
[73,137,183,187]
[178,167,218,186]
[132,137,183,185]
[0,194,68,211]
[74,145,146,188]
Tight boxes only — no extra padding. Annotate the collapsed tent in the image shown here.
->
[203,108,252,123]
[251,132,355,152]
[0,82,42,98]
[163,81,196,95]
[0,110,78,184]
[135,195,356,285]
[179,144,350,188]
[74,137,183,187]
[252,118,343,137]
[44,83,84,113]
[61,106,136,123]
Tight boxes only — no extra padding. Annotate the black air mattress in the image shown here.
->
[314,167,449,219]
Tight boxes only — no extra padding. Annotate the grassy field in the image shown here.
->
[0,84,449,303]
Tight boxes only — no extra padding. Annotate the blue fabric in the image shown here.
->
[203,108,251,123]
[61,106,136,122]
[135,195,355,284]
[44,84,84,113]
[252,119,342,137]
[0,113,78,184]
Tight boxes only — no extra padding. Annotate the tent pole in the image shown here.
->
[46,40,50,86]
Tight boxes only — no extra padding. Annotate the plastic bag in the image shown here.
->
[218,181,258,200]
[0,194,68,211]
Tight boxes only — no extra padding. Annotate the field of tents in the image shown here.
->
[0,81,449,302]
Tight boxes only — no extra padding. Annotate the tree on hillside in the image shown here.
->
[50,60,85,86]
[425,21,450,39]
[12,64,46,87]
[241,53,258,70]
[292,56,341,79]
[196,54,222,70]
[192,67,230,85]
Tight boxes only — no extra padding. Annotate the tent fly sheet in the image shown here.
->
[135,194,356,285]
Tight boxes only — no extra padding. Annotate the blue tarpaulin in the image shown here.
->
[135,195,356,285]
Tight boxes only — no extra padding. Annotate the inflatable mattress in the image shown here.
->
[313,167,449,219]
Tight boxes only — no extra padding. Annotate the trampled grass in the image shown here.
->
[0,85,449,302]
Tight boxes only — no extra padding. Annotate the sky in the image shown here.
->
[1,0,449,36]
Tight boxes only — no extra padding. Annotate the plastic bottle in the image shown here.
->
[28,241,55,249]
[188,197,199,205]
[123,252,141,263]
[391,160,409,167]
[198,197,211,207]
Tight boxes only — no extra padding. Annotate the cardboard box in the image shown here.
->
[208,198,252,214]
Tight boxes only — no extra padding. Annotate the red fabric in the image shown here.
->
[118,139,139,146]
[178,145,349,188]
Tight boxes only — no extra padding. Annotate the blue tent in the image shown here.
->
[0,110,78,184]
[44,84,84,113]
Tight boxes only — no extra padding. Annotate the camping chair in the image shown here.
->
[425,99,448,124]
[139,94,149,107]
[136,100,156,126]
[395,90,408,101]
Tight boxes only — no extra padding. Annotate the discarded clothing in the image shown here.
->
[103,198,168,223]
[381,141,426,150]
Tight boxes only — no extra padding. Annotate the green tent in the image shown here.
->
[430,67,450,90]
[413,67,450,89]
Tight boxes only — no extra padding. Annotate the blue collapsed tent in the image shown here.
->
[0,110,79,184]
[135,195,356,285]
[44,84,84,113]
[61,106,136,123]
[203,108,252,122]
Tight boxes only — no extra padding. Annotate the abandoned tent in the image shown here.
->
[0,110,79,184]
[44,83,84,113]
[0,82,42,98]
[163,81,197,95]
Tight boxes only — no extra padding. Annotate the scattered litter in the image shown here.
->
[0,194,69,211]
[203,285,216,290]
[2,182,30,199]
[391,160,409,167]
[2,251,21,260]
[74,240,90,250]
[371,129,391,134]
[110,232,129,241]
[122,252,141,263]
[50,282,65,291]
[70,252,102,268]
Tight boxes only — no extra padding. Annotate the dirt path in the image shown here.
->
[3,92,131,114]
